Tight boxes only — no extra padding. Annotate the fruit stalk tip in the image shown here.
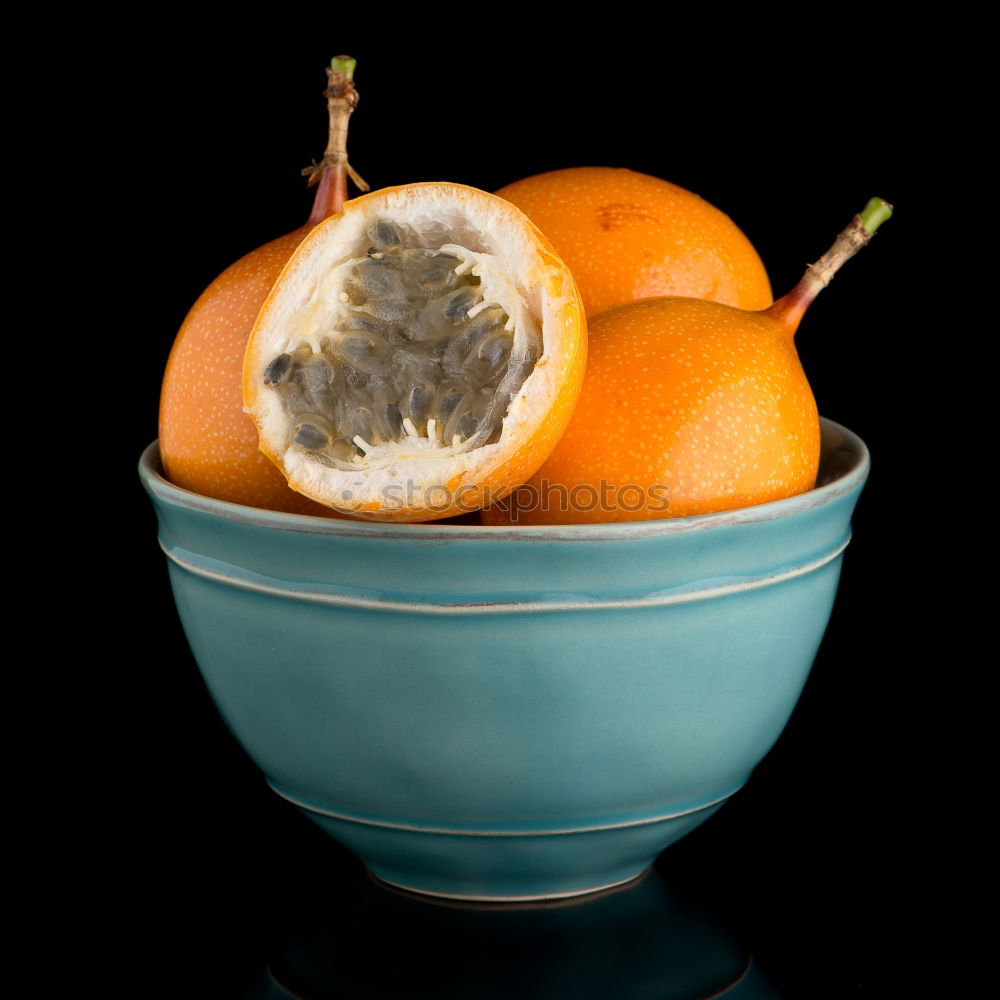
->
[330,55,357,79]
[860,197,893,235]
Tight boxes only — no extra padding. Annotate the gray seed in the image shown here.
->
[345,366,372,392]
[385,403,404,436]
[304,356,346,418]
[277,369,311,414]
[349,406,376,444]
[442,393,474,444]
[369,220,402,249]
[342,312,407,346]
[468,332,514,383]
[464,305,506,339]
[407,383,435,423]
[442,321,495,375]
[443,287,480,323]
[303,355,335,394]
[263,353,292,386]
[418,253,460,294]
[386,354,433,398]
[480,332,511,367]
[367,300,417,326]
[338,334,395,377]
[438,389,464,423]
[354,257,407,298]
[353,264,391,297]
[459,414,478,439]
[468,382,509,445]
[295,418,331,450]
[340,336,374,363]
[479,337,539,437]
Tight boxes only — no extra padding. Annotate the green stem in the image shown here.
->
[859,197,893,235]
[769,197,894,333]
[330,55,357,78]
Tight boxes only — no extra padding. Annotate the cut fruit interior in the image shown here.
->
[243,183,587,521]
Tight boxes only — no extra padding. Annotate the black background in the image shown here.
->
[79,22,943,998]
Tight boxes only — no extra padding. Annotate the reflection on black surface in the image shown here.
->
[240,867,780,999]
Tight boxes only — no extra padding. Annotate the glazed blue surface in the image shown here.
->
[140,418,868,901]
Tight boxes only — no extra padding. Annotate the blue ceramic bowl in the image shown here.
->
[140,418,868,902]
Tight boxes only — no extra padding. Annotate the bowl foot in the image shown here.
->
[287,790,731,902]
[368,866,651,905]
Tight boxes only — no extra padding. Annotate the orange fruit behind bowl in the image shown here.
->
[158,56,365,517]
[495,166,772,316]
[159,228,341,515]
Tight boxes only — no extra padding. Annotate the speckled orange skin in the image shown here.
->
[481,297,819,525]
[496,167,772,317]
[159,226,344,516]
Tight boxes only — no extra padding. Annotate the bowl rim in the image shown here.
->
[139,416,869,541]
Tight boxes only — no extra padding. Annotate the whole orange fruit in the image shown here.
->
[482,199,891,525]
[484,297,818,524]
[159,57,364,516]
[495,166,772,316]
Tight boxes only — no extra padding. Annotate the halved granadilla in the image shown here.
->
[243,182,587,521]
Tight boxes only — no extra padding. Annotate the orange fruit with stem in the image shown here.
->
[495,166,773,316]
[159,56,368,515]
[242,182,587,522]
[482,198,892,525]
